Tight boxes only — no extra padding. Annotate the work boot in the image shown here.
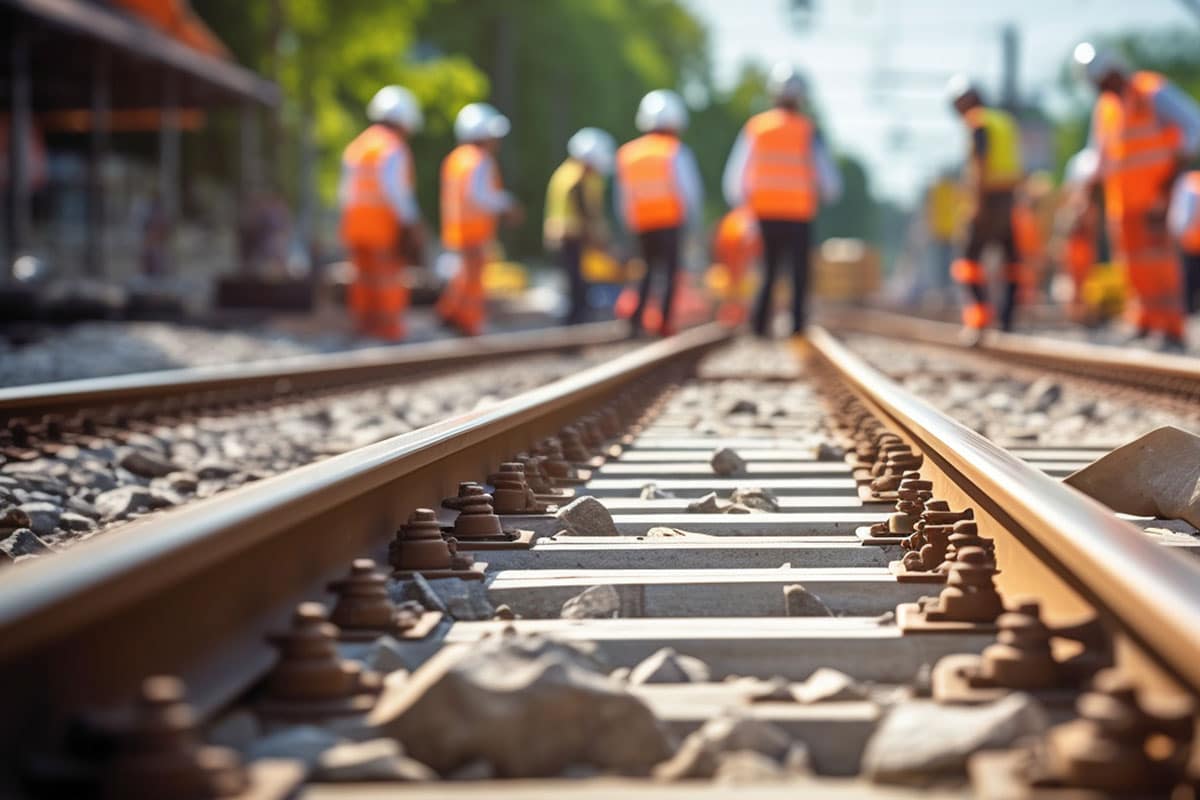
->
[1160,335,1187,354]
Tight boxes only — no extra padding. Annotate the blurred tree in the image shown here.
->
[815,155,879,242]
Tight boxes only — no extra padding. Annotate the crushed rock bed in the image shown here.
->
[0,344,632,565]
[0,322,363,387]
[841,333,1200,447]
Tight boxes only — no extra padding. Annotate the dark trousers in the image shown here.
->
[961,190,1020,332]
[632,226,680,334]
[1184,251,1200,316]
[753,218,811,336]
[557,236,587,325]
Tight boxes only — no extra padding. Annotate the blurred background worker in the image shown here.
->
[1075,42,1200,351]
[711,206,761,325]
[1053,149,1101,323]
[614,89,704,337]
[544,128,616,325]
[947,75,1025,340]
[723,63,842,337]
[438,103,521,336]
[339,85,424,340]
[1170,170,1200,316]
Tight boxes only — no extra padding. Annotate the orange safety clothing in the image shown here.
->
[1110,214,1185,338]
[340,124,410,250]
[1093,71,1183,222]
[741,109,817,221]
[436,246,487,336]
[348,247,408,341]
[441,144,501,250]
[1178,171,1200,253]
[713,207,761,325]
[616,133,685,233]
[1064,231,1097,288]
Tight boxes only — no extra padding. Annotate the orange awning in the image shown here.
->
[111,0,231,59]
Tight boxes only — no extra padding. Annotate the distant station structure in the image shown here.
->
[0,0,280,317]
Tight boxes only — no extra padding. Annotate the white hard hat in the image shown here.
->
[767,62,807,104]
[567,127,616,175]
[1064,148,1099,186]
[454,102,511,143]
[367,85,423,133]
[1072,42,1128,86]
[635,89,688,134]
[945,74,980,106]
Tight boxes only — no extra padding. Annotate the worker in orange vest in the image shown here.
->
[339,85,424,340]
[946,75,1025,340]
[723,63,842,337]
[1074,43,1200,351]
[1170,171,1200,316]
[437,102,521,336]
[1053,149,1101,322]
[614,89,704,337]
[712,207,761,325]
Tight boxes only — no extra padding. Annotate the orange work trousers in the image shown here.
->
[1110,213,1184,339]
[436,245,486,336]
[348,247,408,340]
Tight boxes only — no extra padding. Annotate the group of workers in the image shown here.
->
[942,43,1200,350]
[338,62,841,341]
[339,40,1200,351]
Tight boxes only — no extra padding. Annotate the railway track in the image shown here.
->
[2,322,1198,797]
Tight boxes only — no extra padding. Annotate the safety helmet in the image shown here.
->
[367,85,423,133]
[454,102,512,143]
[635,89,688,134]
[767,62,808,104]
[1072,42,1128,87]
[945,74,981,107]
[1064,148,1099,186]
[567,127,616,175]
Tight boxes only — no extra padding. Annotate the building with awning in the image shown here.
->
[1,0,280,284]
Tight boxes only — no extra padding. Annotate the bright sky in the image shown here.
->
[683,0,1198,206]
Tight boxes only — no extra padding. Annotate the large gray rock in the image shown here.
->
[118,448,178,478]
[794,668,868,703]
[710,447,747,476]
[433,578,494,621]
[686,492,727,514]
[561,584,620,619]
[783,584,833,617]
[57,512,97,532]
[313,739,437,782]
[94,486,171,520]
[555,496,619,536]
[861,694,1049,785]
[370,633,672,777]
[19,502,61,536]
[730,487,780,512]
[1,528,52,557]
[653,712,796,781]
[390,573,448,615]
[628,647,710,684]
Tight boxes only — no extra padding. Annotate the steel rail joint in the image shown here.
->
[808,325,1200,696]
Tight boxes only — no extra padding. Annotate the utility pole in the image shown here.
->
[1000,24,1019,112]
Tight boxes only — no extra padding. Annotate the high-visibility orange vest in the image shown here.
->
[1094,71,1182,221]
[616,133,685,233]
[441,144,501,250]
[340,124,410,249]
[1178,171,1200,253]
[741,108,817,221]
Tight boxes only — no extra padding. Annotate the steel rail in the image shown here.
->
[0,320,629,421]
[824,308,1200,393]
[808,326,1200,697]
[0,323,729,750]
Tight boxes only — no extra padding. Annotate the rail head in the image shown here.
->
[808,325,1200,697]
